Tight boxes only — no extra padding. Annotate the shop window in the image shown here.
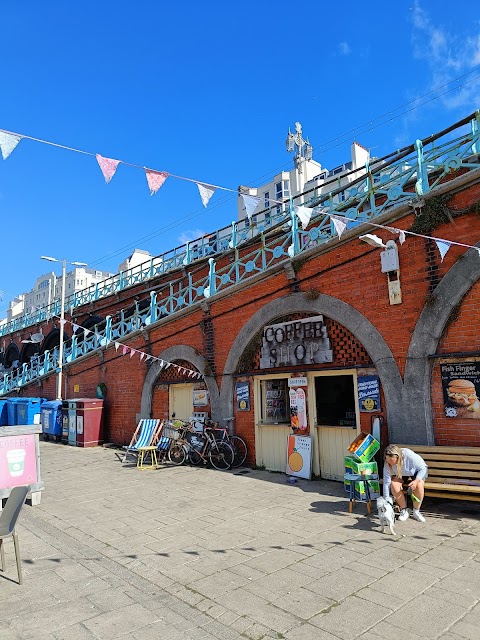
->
[260,378,290,424]
[315,375,356,426]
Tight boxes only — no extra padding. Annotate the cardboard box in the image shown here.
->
[354,479,380,501]
[344,457,378,492]
[347,432,380,463]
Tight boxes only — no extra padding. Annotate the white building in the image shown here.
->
[237,125,370,224]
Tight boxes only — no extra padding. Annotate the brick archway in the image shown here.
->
[219,293,404,437]
[139,345,219,420]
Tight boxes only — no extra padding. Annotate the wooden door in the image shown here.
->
[169,383,194,421]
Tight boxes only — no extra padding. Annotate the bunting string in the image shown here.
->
[57,317,204,380]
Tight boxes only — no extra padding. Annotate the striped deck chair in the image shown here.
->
[121,419,162,463]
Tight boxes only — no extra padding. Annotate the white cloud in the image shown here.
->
[178,229,207,244]
[411,1,480,110]
[338,42,351,56]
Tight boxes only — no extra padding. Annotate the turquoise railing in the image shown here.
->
[2,111,479,394]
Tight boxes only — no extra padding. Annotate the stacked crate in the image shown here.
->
[344,433,380,501]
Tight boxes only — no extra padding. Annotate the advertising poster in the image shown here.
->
[357,375,381,412]
[286,435,312,479]
[289,388,308,432]
[0,433,38,489]
[193,389,208,406]
[441,362,480,419]
[236,381,250,411]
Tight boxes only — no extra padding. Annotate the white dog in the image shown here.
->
[377,496,396,535]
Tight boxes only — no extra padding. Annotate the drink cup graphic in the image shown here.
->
[7,449,26,477]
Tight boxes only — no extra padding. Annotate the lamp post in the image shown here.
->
[286,121,313,202]
[41,256,87,400]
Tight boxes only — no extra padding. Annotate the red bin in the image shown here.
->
[75,399,104,447]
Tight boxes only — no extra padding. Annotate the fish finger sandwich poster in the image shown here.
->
[441,362,480,419]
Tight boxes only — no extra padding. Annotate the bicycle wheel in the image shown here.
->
[208,441,234,470]
[230,435,248,468]
[188,447,203,465]
[168,443,186,465]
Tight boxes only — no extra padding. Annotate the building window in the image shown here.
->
[264,192,269,209]
[283,179,290,199]
[259,378,290,424]
[315,375,356,426]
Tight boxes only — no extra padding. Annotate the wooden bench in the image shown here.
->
[398,445,480,503]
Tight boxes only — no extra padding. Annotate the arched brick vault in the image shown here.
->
[219,293,405,436]
[140,345,219,420]
[403,243,480,445]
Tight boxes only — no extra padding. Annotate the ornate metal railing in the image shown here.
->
[1,111,479,394]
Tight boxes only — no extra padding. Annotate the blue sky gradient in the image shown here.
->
[1,1,479,315]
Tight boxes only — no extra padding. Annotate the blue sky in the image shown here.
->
[1,1,479,316]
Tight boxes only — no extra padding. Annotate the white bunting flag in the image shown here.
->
[145,169,168,195]
[331,215,348,239]
[115,342,120,351]
[72,323,79,333]
[240,194,260,219]
[130,348,135,358]
[287,244,295,258]
[435,239,451,262]
[84,328,92,336]
[197,182,216,207]
[0,131,22,160]
[96,154,120,183]
[60,319,67,327]
[165,362,171,369]
[398,231,406,244]
[159,359,164,368]
[139,352,145,361]
[295,206,312,229]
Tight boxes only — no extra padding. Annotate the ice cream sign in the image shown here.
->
[0,434,37,488]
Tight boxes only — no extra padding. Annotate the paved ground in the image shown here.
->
[1,442,480,640]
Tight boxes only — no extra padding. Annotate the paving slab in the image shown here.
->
[1,442,479,640]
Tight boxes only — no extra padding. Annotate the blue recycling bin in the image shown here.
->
[0,399,8,426]
[7,398,24,425]
[41,400,63,440]
[16,397,45,425]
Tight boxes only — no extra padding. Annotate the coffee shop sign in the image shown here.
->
[260,315,333,369]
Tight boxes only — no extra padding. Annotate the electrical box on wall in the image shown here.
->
[380,240,402,305]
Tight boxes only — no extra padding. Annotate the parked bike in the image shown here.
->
[168,420,234,470]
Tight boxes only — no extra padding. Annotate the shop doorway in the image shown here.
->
[312,371,359,480]
[169,383,194,421]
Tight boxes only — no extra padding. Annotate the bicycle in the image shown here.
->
[210,417,248,468]
[168,420,234,470]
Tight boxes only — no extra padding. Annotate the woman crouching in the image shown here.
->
[383,445,428,522]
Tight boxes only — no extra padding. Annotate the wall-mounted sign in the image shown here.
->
[260,315,332,369]
[441,362,480,419]
[193,389,208,406]
[357,375,381,412]
[286,434,312,479]
[236,381,250,411]
[288,377,307,387]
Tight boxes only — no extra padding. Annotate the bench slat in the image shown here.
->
[424,490,480,502]
[423,460,480,470]
[398,445,480,455]
[421,454,480,464]
[427,469,480,480]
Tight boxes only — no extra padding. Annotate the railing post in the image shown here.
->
[230,221,237,250]
[184,242,191,266]
[415,139,430,196]
[188,273,193,305]
[105,315,112,343]
[472,111,480,155]
[208,258,217,296]
[70,334,78,361]
[44,350,51,373]
[149,291,157,324]
[290,205,300,256]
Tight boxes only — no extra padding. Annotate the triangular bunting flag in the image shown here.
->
[122,346,128,355]
[96,154,120,183]
[139,352,145,361]
[295,206,312,229]
[60,319,67,327]
[398,231,406,245]
[115,342,120,351]
[130,348,135,358]
[145,169,168,195]
[331,214,347,239]
[435,239,451,262]
[0,131,22,160]
[72,323,79,333]
[240,194,260,219]
[165,363,171,369]
[84,328,92,336]
[159,359,164,367]
[197,182,216,207]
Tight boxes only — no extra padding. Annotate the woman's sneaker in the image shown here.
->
[412,509,425,522]
[398,508,410,521]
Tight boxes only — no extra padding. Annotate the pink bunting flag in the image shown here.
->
[122,346,128,356]
[96,154,120,183]
[0,131,22,160]
[197,182,216,207]
[145,169,168,195]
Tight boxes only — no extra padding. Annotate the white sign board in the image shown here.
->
[288,377,307,387]
[286,435,312,480]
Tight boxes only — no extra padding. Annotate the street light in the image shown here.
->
[41,256,87,400]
